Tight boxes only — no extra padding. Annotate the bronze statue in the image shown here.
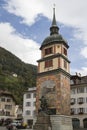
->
[40,96,48,111]
[39,96,50,114]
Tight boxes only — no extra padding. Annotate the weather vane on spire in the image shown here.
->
[53,3,55,8]
[53,3,56,14]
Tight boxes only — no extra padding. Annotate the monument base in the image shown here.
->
[33,112,52,130]
[50,115,73,130]
[33,114,73,130]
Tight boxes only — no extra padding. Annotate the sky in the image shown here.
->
[0,0,87,76]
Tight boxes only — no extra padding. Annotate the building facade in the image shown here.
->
[0,91,17,119]
[70,74,87,128]
[23,87,36,128]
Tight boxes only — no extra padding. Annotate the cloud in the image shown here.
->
[4,0,87,27]
[0,22,40,65]
[81,47,87,58]
[4,0,44,25]
[4,1,87,50]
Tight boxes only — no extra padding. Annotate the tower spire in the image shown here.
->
[50,5,59,35]
[52,4,57,26]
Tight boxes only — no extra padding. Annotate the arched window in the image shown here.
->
[83,118,87,128]
[72,118,80,128]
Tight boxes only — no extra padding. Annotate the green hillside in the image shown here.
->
[0,47,37,104]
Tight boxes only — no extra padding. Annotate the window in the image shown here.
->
[45,47,53,55]
[63,48,67,55]
[33,93,36,98]
[71,89,76,94]
[86,87,87,92]
[5,105,12,110]
[1,98,5,102]
[5,105,12,109]
[64,60,67,69]
[71,108,75,115]
[26,93,31,98]
[33,110,36,116]
[70,80,74,85]
[26,110,30,115]
[77,87,84,93]
[78,108,84,114]
[78,97,84,104]
[45,60,53,68]
[7,98,11,102]
[26,102,31,106]
[71,98,76,105]
[33,102,36,106]
[6,111,10,116]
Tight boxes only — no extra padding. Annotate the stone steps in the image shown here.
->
[74,128,87,130]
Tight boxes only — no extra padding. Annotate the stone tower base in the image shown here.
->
[50,115,73,130]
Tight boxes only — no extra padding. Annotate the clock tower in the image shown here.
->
[36,8,70,116]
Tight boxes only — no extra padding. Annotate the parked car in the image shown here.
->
[16,122,27,129]
[6,120,27,130]
[4,118,12,126]
[6,120,21,130]
[6,122,18,130]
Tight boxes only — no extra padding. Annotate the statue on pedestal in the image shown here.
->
[33,96,52,130]
[39,96,51,115]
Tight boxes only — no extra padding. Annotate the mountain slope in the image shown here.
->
[0,47,37,104]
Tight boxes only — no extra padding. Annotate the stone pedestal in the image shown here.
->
[33,114,73,130]
[50,115,73,130]
[33,112,52,130]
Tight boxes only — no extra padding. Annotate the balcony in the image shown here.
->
[71,102,75,105]
[71,98,75,105]
[78,108,84,114]
[78,111,84,114]
[78,98,84,104]
[78,101,84,104]
[71,111,75,115]
[71,108,75,115]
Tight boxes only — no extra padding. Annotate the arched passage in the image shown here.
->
[72,118,80,128]
[83,118,87,128]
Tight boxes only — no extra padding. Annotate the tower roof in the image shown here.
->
[40,7,69,49]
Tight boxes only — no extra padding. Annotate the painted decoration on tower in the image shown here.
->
[40,80,56,107]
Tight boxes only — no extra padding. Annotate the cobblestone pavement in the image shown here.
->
[1,126,87,130]
[0,126,6,130]
[0,126,32,130]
